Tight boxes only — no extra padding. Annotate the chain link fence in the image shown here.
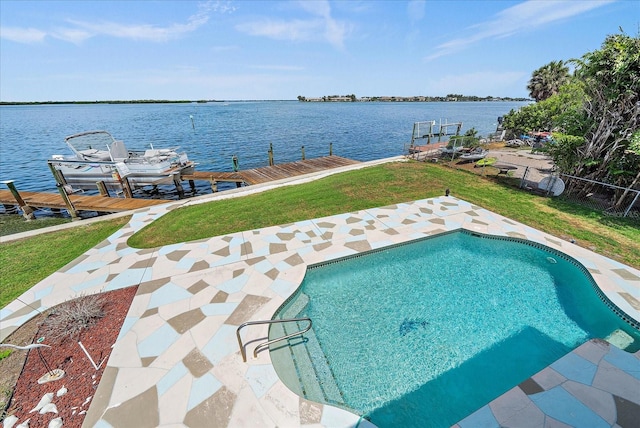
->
[558,174,640,219]
[408,148,640,220]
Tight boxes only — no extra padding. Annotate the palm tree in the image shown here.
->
[527,60,570,102]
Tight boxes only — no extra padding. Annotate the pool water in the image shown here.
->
[270,231,640,427]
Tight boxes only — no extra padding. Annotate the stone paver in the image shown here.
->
[2,181,639,427]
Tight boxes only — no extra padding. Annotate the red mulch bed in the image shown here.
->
[5,286,137,428]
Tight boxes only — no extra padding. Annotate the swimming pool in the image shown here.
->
[269,230,640,427]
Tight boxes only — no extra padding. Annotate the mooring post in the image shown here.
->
[58,184,79,219]
[121,177,134,198]
[268,143,274,166]
[301,146,305,160]
[329,142,333,156]
[172,173,184,198]
[48,161,70,187]
[47,163,79,219]
[232,155,239,172]
[1,180,36,220]
[96,181,110,197]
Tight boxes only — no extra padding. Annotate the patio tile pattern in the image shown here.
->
[455,339,640,428]
[1,192,639,427]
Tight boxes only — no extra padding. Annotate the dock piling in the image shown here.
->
[268,143,274,166]
[1,180,36,220]
[122,177,134,199]
[48,163,79,218]
[172,173,185,198]
[96,181,110,197]
[56,183,79,219]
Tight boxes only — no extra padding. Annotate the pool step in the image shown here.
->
[269,322,305,397]
[281,320,346,408]
[281,292,310,319]
[269,308,347,409]
[300,327,346,408]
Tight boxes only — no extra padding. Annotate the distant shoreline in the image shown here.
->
[0,100,203,106]
[0,98,530,106]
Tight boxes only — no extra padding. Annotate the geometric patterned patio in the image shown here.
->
[1,166,638,427]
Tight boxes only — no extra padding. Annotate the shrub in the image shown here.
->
[42,293,108,341]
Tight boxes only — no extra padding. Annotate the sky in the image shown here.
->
[0,0,637,102]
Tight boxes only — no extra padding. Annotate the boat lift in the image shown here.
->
[408,120,463,157]
[410,120,463,147]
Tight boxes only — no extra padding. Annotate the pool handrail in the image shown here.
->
[236,317,313,362]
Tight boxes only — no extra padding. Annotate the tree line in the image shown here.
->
[296,94,529,102]
[502,31,639,210]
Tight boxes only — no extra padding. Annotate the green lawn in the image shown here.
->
[0,217,130,308]
[129,161,639,267]
[0,214,71,236]
[1,160,638,309]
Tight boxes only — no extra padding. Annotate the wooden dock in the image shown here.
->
[2,155,361,218]
[182,155,360,189]
[0,190,172,214]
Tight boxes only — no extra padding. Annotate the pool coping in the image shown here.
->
[1,189,639,426]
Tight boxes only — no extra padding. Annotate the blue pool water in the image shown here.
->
[270,231,640,427]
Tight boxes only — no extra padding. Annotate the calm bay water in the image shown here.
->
[0,101,527,196]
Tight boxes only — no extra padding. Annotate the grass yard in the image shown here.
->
[0,214,71,236]
[1,160,638,309]
[0,216,130,308]
[129,161,640,268]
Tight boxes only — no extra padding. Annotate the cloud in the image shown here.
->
[1,0,233,45]
[210,45,239,52]
[407,0,426,24]
[64,19,200,42]
[297,0,331,17]
[249,64,305,71]
[236,18,320,41]
[63,1,217,43]
[0,27,47,43]
[426,0,614,60]
[50,27,93,44]
[236,0,348,49]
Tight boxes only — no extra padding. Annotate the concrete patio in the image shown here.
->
[1,160,639,427]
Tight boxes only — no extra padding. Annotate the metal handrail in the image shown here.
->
[236,317,312,362]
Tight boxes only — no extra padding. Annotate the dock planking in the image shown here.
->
[235,156,360,185]
[182,155,360,188]
[181,171,245,183]
[0,190,171,214]
[1,155,361,216]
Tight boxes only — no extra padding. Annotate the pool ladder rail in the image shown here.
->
[236,317,313,362]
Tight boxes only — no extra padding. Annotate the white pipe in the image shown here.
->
[78,341,107,370]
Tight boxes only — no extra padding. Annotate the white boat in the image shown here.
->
[439,144,464,155]
[48,130,195,192]
[459,147,489,161]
